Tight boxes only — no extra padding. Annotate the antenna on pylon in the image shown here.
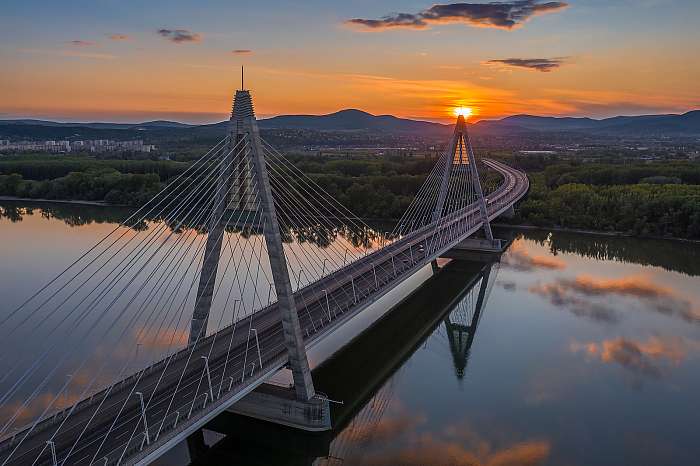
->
[241,66,244,90]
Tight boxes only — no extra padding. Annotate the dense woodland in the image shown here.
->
[496,157,700,239]
[1,152,700,239]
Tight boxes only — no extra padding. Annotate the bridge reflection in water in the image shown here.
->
[175,258,496,466]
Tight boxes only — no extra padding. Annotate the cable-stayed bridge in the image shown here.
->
[0,88,528,466]
[188,260,496,465]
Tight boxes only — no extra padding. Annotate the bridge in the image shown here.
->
[0,87,528,466]
[187,259,497,465]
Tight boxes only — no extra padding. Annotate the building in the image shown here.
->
[0,139,156,154]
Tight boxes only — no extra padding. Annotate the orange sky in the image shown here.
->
[1,1,699,123]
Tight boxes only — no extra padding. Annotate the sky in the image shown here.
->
[0,0,699,124]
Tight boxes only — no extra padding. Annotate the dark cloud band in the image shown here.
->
[487,57,567,72]
[157,29,201,43]
[68,40,95,47]
[346,1,568,30]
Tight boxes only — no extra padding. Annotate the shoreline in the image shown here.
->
[0,196,127,207]
[1,196,697,244]
[492,222,700,244]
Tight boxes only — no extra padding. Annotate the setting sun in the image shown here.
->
[454,106,473,118]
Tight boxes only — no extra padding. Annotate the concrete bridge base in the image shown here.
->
[227,383,331,432]
[499,204,516,219]
[441,237,510,262]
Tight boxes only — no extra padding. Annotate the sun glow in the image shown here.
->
[454,106,473,118]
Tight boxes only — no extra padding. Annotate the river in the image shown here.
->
[1,201,699,466]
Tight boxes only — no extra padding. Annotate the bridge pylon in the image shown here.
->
[190,87,316,402]
[432,113,494,241]
[443,263,492,380]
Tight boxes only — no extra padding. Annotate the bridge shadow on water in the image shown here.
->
[167,258,495,466]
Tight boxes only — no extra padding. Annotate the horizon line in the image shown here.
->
[1,107,697,127]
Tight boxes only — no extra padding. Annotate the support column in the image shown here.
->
[189,135,236,344]
[465,263,492,350]
[443,262,492,380]
[463,126,494,241]
[234,90,316,401]
[431,114,495,243]
[431,118,460,224]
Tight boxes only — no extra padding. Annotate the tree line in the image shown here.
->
[504,161,700,239]
[2,152,700,239]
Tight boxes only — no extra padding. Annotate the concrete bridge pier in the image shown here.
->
[496,204,516,219]
[441,237,511,263]
[226,383,331,432]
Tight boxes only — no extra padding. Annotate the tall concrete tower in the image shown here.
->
[190,87,316,402]
[432,114,493,241]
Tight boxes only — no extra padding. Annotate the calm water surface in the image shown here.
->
[1,202,699,466]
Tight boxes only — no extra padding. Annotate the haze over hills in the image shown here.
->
[477,111,700,135]
[1,109,699,138]
[0,119,195,130]
[258,109,448,133]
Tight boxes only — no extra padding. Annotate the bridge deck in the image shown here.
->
[0,159,528,466]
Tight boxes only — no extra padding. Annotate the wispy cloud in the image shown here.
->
[571,336,700,378]
[530,281,620,323]
[108,34,130,41]
[157,28,201,44]
[502,241,567,271]
[345,1,569,31]
[530,274,700,324]
[68,40,95,47]
[485,57,567,72]
[232,49,253,55]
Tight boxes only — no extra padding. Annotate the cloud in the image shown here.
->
[232,49,253,55]
[157,28,201,44]
[564,275,671,299]
[333,397,551,466]
[485,57,567,72]
[530,282,620,323]
[352,435,551,466]
[68,40,95,46]
[570,336,700,378]
[0,392,84,426]
[108,34,130,41]
[501,241,566,271]
[342,412,426,444]
[499,280,517,291]
[345,1,569,31]
[530,274,700,324]
[133,327,189,351]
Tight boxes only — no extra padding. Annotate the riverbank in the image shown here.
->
[2,196,698,244]
[0,196,122,207]
[493,222,700,244]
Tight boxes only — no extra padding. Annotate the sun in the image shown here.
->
[454,106,473,118]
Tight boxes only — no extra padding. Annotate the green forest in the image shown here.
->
[1,152,700,239]
[506,160,700,239]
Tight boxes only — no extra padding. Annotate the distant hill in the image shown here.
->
[475,110,700,136]
[0,111,448,135]
[2,109,699,140]
[257,109,449,134]
[0,119,194,130]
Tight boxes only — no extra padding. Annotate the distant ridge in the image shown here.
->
[475,110,700,135]
[257,109,449,134]
[0,120,195,130]
[2,109,699,137]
